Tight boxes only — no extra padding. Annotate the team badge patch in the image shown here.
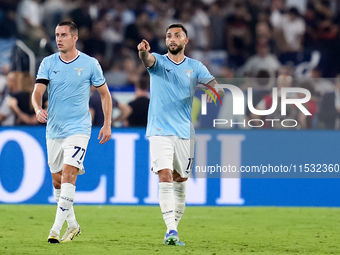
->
[184,69,193,78]
[75,68,84,76]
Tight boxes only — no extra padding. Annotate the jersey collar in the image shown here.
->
[59,51,80,64]
[166,54,186,65]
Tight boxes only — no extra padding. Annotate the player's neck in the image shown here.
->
[167,52,185,64]
[60,48,79,62]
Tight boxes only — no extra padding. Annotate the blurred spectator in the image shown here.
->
[151,1,175,53]
[0,0,18,39]
[314,0,333,20]
[16,0,46,39]
[270,0,285,29]
[243,43,280,77]
[89,85,130,127]
[124,11,150,51]
[277,7,306,53]
[104,61,128,87]
[9,72,47,125]
[278,65,294,76]
[106,0,135,28]
[225,2,252,67]
[296,80,318,129]
[253,74,297,128]
[318,74,340,129]
[175,8,196,51]
[42,0,69,41]
[102,16,124,46]
[0,0,18,73]
[123,57,145,86]
[254,21,277,54]
[0,71,23,126]
[285,0,308,15]
[83,20,107,67]
[67,0,93,44]
[138,23,159,53]
[278,7,306,53]
[311,67,334,95]
[245,69,273,121]
[191,0,211,50]
[208,1,226,50]
[317,18,338,42]
[125,77,150,127]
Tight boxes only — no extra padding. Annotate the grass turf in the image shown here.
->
[0,205,339,255]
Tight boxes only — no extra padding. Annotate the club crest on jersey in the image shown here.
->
[75,68,84,76]
[184,69,193,78]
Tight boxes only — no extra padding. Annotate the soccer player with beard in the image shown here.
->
[137,23,224,246]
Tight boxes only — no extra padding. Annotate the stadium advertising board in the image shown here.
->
[0,127,339,206]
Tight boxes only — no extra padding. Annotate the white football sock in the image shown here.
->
[173,181,186,228]
[159,182,177,232]
[51,183,75,234]
[53,188,78,228]
[53,188,61,202]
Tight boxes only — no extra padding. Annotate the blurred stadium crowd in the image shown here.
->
[0,0,340,129]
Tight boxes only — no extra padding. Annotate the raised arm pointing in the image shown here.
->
[137,39,156,68]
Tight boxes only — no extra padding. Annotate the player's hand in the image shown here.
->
[98,125,111,145]
[137,39,151,52]
[206,89,217,103]
[36,109,48,123]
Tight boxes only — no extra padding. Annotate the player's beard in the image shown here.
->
[167,44,184,55]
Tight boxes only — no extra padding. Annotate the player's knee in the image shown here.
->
[61,165,78,185]
[158,169,173,182]
[173,171,188,182]
[61,173,77,185]
[52,180,61,189]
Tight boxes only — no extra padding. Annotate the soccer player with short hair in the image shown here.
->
[32,21,112,243]
[137,23,224,246]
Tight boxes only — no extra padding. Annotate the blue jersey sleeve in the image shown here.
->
[196,61,214,85]
[147,53,162,74]
[91,59,106,87]
[36,57,50,81]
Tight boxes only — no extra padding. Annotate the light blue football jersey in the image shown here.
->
[36,51,105,139]
[146,53,214,139]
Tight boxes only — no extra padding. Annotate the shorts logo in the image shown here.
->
[59,207,69,212]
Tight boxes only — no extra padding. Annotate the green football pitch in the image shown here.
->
[0,205,339,255]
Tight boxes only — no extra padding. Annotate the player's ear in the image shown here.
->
[184,37,189,45]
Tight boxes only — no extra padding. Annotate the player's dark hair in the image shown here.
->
[57,21,78,36]
[166,23,188,37]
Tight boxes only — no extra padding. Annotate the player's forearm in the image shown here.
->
[31,90,43,113]
[101,93,113,127]
[138,51,155,68]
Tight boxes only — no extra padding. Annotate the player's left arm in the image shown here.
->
[206,79,225,103]
[96,83,112,144]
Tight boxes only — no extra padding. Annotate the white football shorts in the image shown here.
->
[149,135,195,178]
[47,134,90,175]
